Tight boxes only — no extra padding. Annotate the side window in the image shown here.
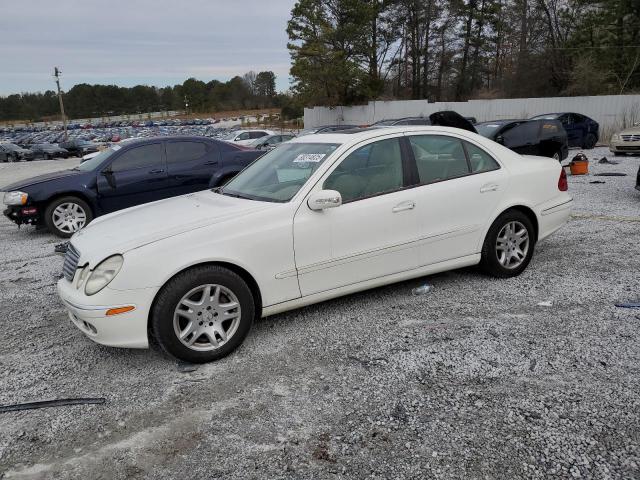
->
[110,144,163,172]
[501,122,540,148]
[559,114,571,125]
[324,138,403,203]
[408,135,469,184]
[464,142,500,173]
[237,133,250,140]
[250,131,267,139]
[166,142,208,164]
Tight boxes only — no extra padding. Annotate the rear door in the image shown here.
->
[96,142,169,213]
[165,139,219,196]
[558,114,580,147]
[405,134,507,266]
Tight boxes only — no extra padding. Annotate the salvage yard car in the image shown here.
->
[476,119,568,161]
[2,136,263,237]
[610,124,640,156]
[0,142,33,162]
[530,112,599,149]
[29,142,69,159]
[56,126,573,363]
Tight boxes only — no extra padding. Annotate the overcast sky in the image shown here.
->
[0,0,297,96]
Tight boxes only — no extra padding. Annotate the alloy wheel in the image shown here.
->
[52,202,87,234]
[495,220,530,269]
[173,284,242,351]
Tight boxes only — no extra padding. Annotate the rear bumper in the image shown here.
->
[3,205,41,226]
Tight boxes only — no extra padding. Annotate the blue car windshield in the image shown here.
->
[74,147,118,171]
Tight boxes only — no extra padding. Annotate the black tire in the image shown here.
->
[479,210,536,278]
[43,153,50,160]
[552,150,562,162]
[10,153,18,162]
[583,133,597,149]
[613,152,624,157]
[151,266,255,363]
[44,196,94,238]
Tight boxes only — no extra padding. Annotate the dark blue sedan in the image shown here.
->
[530,113,599,149]
[2,136,263,237]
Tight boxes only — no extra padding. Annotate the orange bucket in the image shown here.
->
[569,160,589,175]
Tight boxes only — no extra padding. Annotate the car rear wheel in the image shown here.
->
[552,150,561,161]
[479,210,535,278]
[583,134,597,149]
[151,266,255,363]
[44,196,93,238]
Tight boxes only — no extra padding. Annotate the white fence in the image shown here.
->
[304,95,640,138]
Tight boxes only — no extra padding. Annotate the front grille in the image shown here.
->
[62,244,81,282]
[617,146,640,151]
[621,134,640,142]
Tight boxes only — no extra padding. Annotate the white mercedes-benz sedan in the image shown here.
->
[57,126,572,363]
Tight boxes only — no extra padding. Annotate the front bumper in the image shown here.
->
[610,140,640,153]
[57,277,158,349]
[3,205,41,226]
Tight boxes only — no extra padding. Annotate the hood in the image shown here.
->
[70,191,274,265]
[1,169,84,191]
[619,126,640,135]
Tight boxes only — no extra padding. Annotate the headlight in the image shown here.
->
[3,191,28,205]
[84,255,123,296]
[611,133,620,141]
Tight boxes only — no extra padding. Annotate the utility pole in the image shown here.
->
[54,67,68,141]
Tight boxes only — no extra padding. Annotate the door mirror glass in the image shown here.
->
[495,135,504,144]
[308,190,342,211]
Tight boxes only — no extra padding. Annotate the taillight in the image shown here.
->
[558,168,568,191]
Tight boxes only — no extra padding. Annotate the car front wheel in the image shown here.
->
[479,210,535,278]
[44,196,93,237]
[151,266,255,363]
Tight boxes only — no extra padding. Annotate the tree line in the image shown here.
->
[0,71,290,122]
[287,0,640,106]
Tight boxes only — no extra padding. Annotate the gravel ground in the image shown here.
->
[0,148,639,479]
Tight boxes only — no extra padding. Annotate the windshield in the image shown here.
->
[296,128,318,137]
[221,143,339,202]
[74,147,117,171]
[475,123,505,138]
[530,114,557,120]
[223,132,239,140]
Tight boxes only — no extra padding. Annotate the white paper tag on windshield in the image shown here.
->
[112,145,122,151]
[293,153,325,163]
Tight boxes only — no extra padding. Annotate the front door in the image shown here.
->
[293,137,420,297]
[96,142,169,213]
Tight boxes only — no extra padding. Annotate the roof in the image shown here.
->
[288,125,488,145]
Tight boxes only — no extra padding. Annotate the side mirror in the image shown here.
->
[495,135,504,145]
[308,190,342,211]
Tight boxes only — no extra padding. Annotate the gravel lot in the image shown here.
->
[0,149,639,479]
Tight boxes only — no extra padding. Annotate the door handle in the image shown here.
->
[480,184,498,193]
[392,201,415,213]
[149,169,165,174]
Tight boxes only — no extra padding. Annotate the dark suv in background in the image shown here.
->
[530,112,599,149]
[476,119,569,160]
[2,136,263,237]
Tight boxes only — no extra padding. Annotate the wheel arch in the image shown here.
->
[497,205,539,242]
[40,191,97,216]
[147,261,263,337]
